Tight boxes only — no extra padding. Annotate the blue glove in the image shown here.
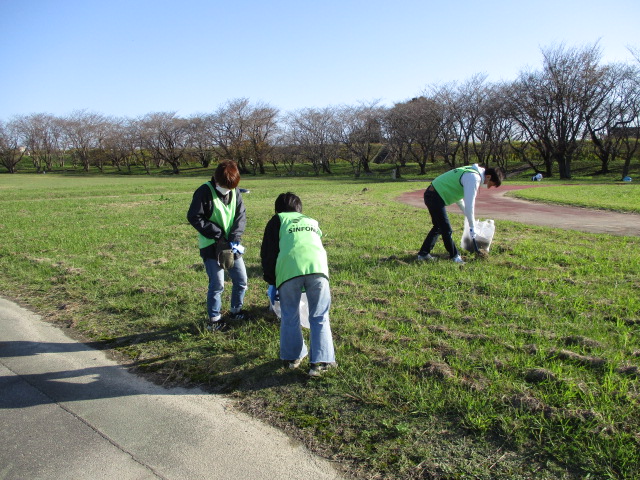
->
[267,285,279,304]
[230,242,245,255]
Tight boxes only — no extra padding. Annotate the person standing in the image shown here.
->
[418,164,504,264]
[187,160,248,331]
[260,192,336,377]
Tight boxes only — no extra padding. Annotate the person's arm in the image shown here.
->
[459,172,481,234]
[227,190,246,244]
[186,184,224,241]
[260,215,281,285]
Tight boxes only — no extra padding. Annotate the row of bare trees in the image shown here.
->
[2,44,639,179]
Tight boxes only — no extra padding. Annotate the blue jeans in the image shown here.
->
[420,186,459,258]
[203,256,247,320]
[279,274,335,364]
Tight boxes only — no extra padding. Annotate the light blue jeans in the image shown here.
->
[279,274,335,364]
[203,256,247,320]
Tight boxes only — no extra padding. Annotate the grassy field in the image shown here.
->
[509,183,640,214]
[0,174,639,479]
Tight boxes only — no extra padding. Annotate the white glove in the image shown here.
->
[230,242,245,255]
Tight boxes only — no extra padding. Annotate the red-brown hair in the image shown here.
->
[212,160,240,189]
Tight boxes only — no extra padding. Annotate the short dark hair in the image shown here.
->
[485,167,505,187]
[212,160,240,189]
[275,192,302,213]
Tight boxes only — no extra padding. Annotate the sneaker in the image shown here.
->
[452,255,465,265]
[309,362,337,377]
[206,319,229,332]
[228,310,248,321]
[417,253,436,261]
[283,358,303,369]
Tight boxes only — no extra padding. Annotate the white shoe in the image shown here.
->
[417,253,436,261]
[452,255,465,264]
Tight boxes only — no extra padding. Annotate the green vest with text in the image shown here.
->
[431,166,480,205]
[275,212,329,288]
[198,182,236,249]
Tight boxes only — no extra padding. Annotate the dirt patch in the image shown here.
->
[397,184,640,237]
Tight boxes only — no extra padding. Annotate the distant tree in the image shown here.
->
[210,98,253,173]
[61,110,108,172]
[186,113,216,168]
[584,64,640,175]
[509,43,609,178]
[431,83,464,168]
[245,102,279,174]
[13,113,62,172]
[285,107,338,174]
[102,117,134,172]
[332,102,385,177]
[138,112,189,174]
[0,120,25,173]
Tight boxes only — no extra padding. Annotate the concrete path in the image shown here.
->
[397,184,640,237]
[0,297,345,480]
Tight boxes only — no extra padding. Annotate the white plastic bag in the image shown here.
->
[269,292,310,329]
[461,218,495,252]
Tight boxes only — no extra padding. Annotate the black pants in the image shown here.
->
[419,186,458,258]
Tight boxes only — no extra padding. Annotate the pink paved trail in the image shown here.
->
[396,184,640,237]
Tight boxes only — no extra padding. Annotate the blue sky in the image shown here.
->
[1,0,638,120]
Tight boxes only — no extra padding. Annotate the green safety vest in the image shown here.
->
[198,182,236,249]
[275,212,329,288]
[431,166,480,205]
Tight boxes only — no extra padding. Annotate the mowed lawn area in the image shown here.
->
[0,174,638,479]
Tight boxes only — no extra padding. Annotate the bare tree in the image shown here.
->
[285,107,338,174]
[584,63,640,175]
[101,117,135,172]
[245,102,279,174]
[0,119,25,173]
[471,83,515,171]
[61,110,108,172]
[331,102,385,177]
[13,113,62,173]
[431,83,464,168]
[210,98,252,173]
[509,43,609,178]
[138,112,189,174]
[186,113,216,168]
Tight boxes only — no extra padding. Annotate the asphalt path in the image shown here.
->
[0,297,345,480]
[396,184,640,237]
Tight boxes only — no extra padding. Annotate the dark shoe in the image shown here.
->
[229,310,248,321]
[309,362,337,377]
[207,319,229,332]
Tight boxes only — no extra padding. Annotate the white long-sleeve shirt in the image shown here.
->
[455,164,485,233]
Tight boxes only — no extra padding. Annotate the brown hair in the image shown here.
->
[212,160,240,189]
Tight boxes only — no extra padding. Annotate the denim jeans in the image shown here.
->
[419,187,459,258]
[203,255,247,320]
[278,274,335,364]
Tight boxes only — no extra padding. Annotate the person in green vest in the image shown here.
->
[260,192,336,377]
[187,160,248,332]
[418,164,504,264]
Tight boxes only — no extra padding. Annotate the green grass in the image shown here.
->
[509,184,640,214]
[1,174,639,479]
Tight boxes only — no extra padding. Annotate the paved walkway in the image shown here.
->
[397,184,640,237]
[0,297,345,480]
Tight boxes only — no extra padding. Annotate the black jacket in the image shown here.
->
[187,183,246,260]
[260,214,281,285]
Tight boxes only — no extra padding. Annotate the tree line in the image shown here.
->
[1,43,639,179]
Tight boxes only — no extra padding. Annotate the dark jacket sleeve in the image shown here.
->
[227,189,246,244]
[260,215,281,285]
[186,184,224,241]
